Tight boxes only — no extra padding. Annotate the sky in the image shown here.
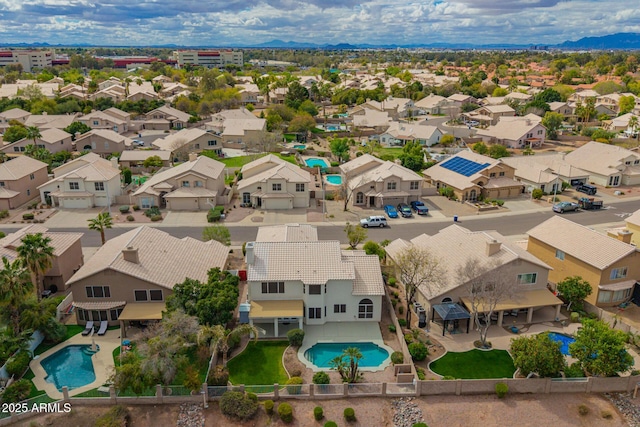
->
[0,0,639,47]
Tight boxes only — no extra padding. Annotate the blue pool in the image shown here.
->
[304,342,390,368]
[547,332,576,355]
[325,174,343,185]
[41,345,96,391]
[293,144,306,150]
[305,158,330,169]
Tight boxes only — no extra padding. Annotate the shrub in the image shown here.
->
[264,399,274,415]
[388,277,397,287]
[126,215,135,222]
[242,242,247,256]
[413,424,429,427]
[398,319,407,327]
[287,328,305,347]
[183,365,201,393]
[278,402,293,423]
[391,351,404,364]
[150,214,162,222]
[416,367,426,380]
[601,410,613,419]
[220,391,259,420]
[570,312,580,323]
[398,306,404,315]
[314,406,324,421]
[1,379,31,403]
[564,362,585,378]
[408,342,428,361]
[495,382,508,398]
[285,376,303,395]
[43,318,67,343]
[531,188,544,199]
[207,365,229,386]
[442,375,456,380]
[22,213,34,220]
[388,324,397,333]
[344,407,356,422]
[0,210,9,219]
[6,351,31,378]
[578,404,590,416]
[122,167,132,184]
[330,161,339,167]
[144,206,161,217]
[313,371,330,385]
[325,422,338,427]
[246,392,258,402]
[119,205,130,213]
[404,333,414,344]
[95,405,130,427]
[207,208,222,222]
[132,205,140,211]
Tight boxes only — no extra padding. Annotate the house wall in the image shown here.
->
[43,239,84,291]
[351,175,422,208]
[76,134,129,157]
[78,117,127,134]
[0,165,48,209]
[2,136,74,155]
[39,175,120,208]
[626,223,640,247]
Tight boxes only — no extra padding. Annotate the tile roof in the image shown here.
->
[527,216,637,270]
[476,114,543,141]
[67,226,228,289]
[40,157,120,186]
[24,114,77,129]
[424,150,500,191]
[0,187,19,199]
[339,154,383,175]
[38,128,72,143]
[0,108,30,119]
[341,250,385,296]
[0,156,47,180]
[564,141,640,177]
[255,224,318,242]
[237,162,311,190]
[119,150,171,162]
[0,224,82,260]
[76,129,133,146]
[152,128,213,151]
[240,154,284,175]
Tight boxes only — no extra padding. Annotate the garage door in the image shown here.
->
[382,197,404,207]
[168,198,198,211]
[61,198,92,209]
[623,174,640,186]
[264,198,291,210]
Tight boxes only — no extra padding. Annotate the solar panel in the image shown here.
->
[440,157,490,177]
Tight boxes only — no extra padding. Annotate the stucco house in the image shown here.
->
[379,121,444,147]
[205,108,267,148]
[37,153,121,209]
[501,154,590,192]
[2,128,73,155]
[625,209,640,247]
[563,141,640,187]
[0,108,30,132]
[24,113,78,130]
[152,128,222,161]
[238,154,311,209]
[66,226,229,327]
[476,114,546,149]
[244,235,385,338]
[77,110,129,134]
[0,156,48,210]
[119,150,171,173]
[132,154,226,210]
[527,216,640,307]
[142,105,190,131]
[386,224,560,328]
[339,154,423,208]
[74,129,134,157]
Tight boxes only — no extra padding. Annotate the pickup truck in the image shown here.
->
[578,197,603,210]
[552,201,580,213]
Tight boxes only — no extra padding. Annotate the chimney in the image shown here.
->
[122,246,139,264]
[188,153,198,162]
[245,242,255,265]
[110,157,119,169]
[486,239,501,256]
[617,229,633,244]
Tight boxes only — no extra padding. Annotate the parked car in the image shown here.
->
[552,201,580,213]
[410,200,429,215]
[132,139,145,147]
[360,216,388,228]
[578,197,603,210]
[383,205,398,218]
[576,184,597,196]
[397,203,413,218]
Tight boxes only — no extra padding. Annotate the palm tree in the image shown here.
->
[16,233,54,299]
[197,323,258,368]
[0,257,33,334]
[342,347,363,383]
[88,212,113,245]
[25,126,41,146]
[629,115,639,142]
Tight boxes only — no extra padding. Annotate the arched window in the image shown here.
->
[358,298,374,319]
[355,192,364,204]
[470,189,477,201]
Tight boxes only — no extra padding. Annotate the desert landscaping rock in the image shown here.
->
[606,393,640,427]
[392,397,424,427]
[176,403,204,427]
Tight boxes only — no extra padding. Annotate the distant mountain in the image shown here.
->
[558,33,640,49]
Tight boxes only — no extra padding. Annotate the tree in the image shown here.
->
[472,141,488,155]
[2,124,28,143]
[63,122,91,139]
[363,241,385,261]
[288,113,316,133]
[535,88,562,103]
[198,323,258,367]
[330,347,362,383]
[143,155,164,168]
[488,144,510,159]
[629,115,639,140]
[492,87,508,97]
[285,81,309,110]
[556,276,592,311]
[203,225,231,246]
[575,98,596,123]
[344,222,367,249]
[329,138,350,162]
[510,333,566,377]
[439,134,455,147]
[24,144,51,164]
[16,233,54,299]
[25,126,41,146]
[569,318,633,377]
[541,111,564,140]
[393,246,444,326]
[619,95,636,115]
[87,212,113,245]
[298,99,318,116]
[398,141,425,172]
[0,257,33,334]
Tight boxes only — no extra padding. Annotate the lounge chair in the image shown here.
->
[82,321,94,336]
[97,320,108,336]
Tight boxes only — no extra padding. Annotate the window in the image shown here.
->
[26,189,30,196]
[94,182,105,191]
[0,182,4,187]
[517,273,537,285]
[104,142,109,150]
[309,285,321,295]
[410,181,419,190]
[296,183,305,192]
[334,304,346,313]
[356,192,364,204]
[489,173,496,178]
[149,289,163,301]
[308,307,321,319]
[358,298,374,319]
[272,183,282,191]
[13,147,20,152]
[29,173,35,180]
[387,182,397,190]
[499,172,505,177]
[134,290,148,301]
[182,181,190,187]
[555,249,565,260]
[635,160,640,165]
[69,182,79,190]
[261,282,285,294]
[194,181,203,187]
[93,120,99,125]
[110,308,123,321]
[208,140,217,146]
[85,286,111,298]
[194,143,200,149]
[242,192,251,204]
[610,267,628,280]
[78,309,86,321]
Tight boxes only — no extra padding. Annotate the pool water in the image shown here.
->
[547,332,576,355]
[325,174,343,185]
[305,158,330,169]
[304,342,389,368]
[41,345,96,391]
[293,144,306,150]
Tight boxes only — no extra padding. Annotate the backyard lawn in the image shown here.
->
[429,349,516,379]
[227,341,289,386]
[34,325,84,356]
[201,151,298,168]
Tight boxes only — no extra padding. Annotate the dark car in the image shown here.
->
[410,200,429,215]
[397,203,413,218]
[576,184,597,196]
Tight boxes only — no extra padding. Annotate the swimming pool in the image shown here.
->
[547,332,576,355]
[304,342,390,368]
[325,174,343,185]
[305,158,330,169]
[41,345,97,391]
[293,144,306,150]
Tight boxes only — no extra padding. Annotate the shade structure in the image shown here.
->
[431,303,471,336]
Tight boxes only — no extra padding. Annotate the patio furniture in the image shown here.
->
[97,320,108,336]
[81,321,94,336]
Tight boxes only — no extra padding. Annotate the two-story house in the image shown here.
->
[142,105,190,131]
[237,154,311,209]
[205,108,266,149]
[2,128,73,155]
[0,108,30,132]
[475,114,546,149]
[132,154,226,210]
[0,156,49,210]
[37,153,121,208]
[527,216,640,307]
[563,141,640,187]
[76,110,129,134]
[339,154,423,208]
[463,104,516,126]
[153,128,222,161]
[74,129,134,157]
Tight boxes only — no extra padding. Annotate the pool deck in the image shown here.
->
[30,330,121,399]
[298,322,394,372]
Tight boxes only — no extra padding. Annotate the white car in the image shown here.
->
[132,139,145,147]
[359,216,387,228]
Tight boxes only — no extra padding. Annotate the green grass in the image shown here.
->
[273,153,298,165]
[24,369,47,399]
[34,325,85,356]
[283,133,296,141]
[374,147,404,159]
[429,349,516,379]
[227,341,289,386]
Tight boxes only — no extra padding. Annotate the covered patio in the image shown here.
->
[249,300,303,338]
[118,302,166,338]
[431,303,471,336]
